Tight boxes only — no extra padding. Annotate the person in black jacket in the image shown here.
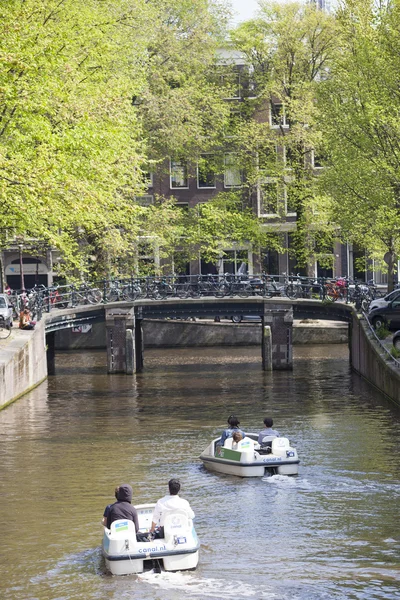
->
[106,483,139,532]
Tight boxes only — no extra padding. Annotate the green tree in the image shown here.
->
[318,0,400,290]
[230,1,338,273]
[0,0,233,280]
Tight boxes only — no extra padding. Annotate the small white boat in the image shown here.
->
[102,503,199,575]
[199,433,299,477]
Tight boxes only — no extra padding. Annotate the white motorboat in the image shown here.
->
[199,433,299,477]
[102,503,199,575]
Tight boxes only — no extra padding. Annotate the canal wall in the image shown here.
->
[54,318,349,349]
[350,313,400,406]
[0,321,47,410]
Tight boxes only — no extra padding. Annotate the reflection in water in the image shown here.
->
[1,345,400,600]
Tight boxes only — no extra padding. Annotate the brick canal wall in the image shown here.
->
[350,313,400,406]
[0,321,47,410]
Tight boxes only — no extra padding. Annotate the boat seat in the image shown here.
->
[236,437,255,452]
[260,435,277,448]
[109,519,136,535]
[163,509,192,544]
[223,438,234,449]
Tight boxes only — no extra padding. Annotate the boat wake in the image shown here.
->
[137,570,276,598]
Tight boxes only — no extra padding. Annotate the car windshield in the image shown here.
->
[385,290,400,301]
[0,298,6,307]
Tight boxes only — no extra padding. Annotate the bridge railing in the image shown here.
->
[7,274,380,323]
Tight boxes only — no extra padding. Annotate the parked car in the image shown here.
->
[368,298,400,330]
[393,330,400,350]
[0,294,13,328]
[229,315,262,323]
[369,288,400,312]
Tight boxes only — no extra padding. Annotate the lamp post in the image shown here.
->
[18,243,25,292]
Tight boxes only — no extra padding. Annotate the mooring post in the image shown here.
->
[125,328,135,375]
[135,314,144,372]
[263,302,293,370]
[261,324,272,371]
[46,331,56,375]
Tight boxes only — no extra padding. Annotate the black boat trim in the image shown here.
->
[200,456,300,467]
[103,544,200,562]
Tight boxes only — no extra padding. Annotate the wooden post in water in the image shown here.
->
[261,324,272,371]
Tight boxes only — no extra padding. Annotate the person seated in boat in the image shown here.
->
[216,415,246,447]
[106,483,139,533]
[258,417,280,445]
[231,431,243,450]
[102,486,119,526]
[149,478,194,538]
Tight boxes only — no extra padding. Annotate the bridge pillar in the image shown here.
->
[106,307,136,374]
[263,304,293,370]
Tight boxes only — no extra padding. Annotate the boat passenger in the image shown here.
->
[258,417,280,445]
[231,431,243,449]
[149,479,194,538]
[216,415,246,447]
[102,486,119,526]
[106,483,139,533]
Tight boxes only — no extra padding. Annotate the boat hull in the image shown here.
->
[102,503,199,575]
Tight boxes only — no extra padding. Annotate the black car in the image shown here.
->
[368,297,400,330]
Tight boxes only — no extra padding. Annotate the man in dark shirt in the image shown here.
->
[106,483,139,532]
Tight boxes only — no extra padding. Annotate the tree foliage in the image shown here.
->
[318,0,400,288]
[231,2,338,272]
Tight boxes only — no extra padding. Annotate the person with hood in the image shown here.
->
[149,479,194,536]
[102,486,119,526]
[106,483,139,532]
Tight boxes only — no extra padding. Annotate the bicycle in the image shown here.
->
[0,316,11,339]
[70,282,103,306]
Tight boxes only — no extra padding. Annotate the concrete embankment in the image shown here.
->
[54,318,349,349]
[350,314,400,406]
[0,321,47,410]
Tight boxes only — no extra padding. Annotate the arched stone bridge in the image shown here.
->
[43,297,354,373]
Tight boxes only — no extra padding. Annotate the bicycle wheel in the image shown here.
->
[107,289,119,302]
[285,284,299,299]
[325,287,338,302]
[238,284,251,298]
[123,285,141,301]
[0,323,11,339]
[87,289,103,304]
[215,283,229,298]
[176,284,190,299]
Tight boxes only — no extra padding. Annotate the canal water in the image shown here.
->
[1,345,400,600]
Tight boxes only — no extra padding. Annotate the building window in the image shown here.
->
[312,149,325,169]
[170,160,189,189]
[285,183,297,216]
[270,102,288,127]
[220,249,249,275]
[259,179,279,216]
[142,172,154,188]
[197,155,216,189]
[135,195,154,206]
[224,153,242,188]
[221,72,241,99]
